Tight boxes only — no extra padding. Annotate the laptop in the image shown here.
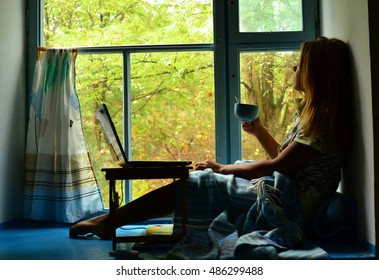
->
[95,104,192,168]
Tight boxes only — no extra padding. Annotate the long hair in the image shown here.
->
[298,37,353,152]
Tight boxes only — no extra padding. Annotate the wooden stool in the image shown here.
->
[102,166,192,251]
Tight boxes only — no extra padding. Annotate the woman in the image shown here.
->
[70,37,353,242]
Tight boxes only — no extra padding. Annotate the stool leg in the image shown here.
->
[180,178,188,236]
[109,179,117,251]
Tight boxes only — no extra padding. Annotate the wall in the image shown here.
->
[367,0,379,255]
[320,0,376,247]
[0,0,26,223]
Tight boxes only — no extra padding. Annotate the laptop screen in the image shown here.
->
[95,104,127,166]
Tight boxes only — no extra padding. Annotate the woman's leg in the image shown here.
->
[69,182,176,239]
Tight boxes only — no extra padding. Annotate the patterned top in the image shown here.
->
[278,103,343,215]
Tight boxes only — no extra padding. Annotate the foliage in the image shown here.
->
[44,0,213,46]
[240,51,300,159]
[43,0,300,206]
[239,0,302,32]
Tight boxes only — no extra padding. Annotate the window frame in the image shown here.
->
[27,0,319,201]
[228,0,319,44]
[224,0,319,162]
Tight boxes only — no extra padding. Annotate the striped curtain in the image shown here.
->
[24,48,104,223]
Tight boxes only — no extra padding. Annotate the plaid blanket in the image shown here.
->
[169,166,329,259]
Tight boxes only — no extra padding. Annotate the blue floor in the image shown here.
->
[0,220,375,260]
[0,220,174,260]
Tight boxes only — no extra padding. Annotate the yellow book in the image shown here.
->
[146,225,173,236]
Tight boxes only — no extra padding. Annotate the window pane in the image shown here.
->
[75,54,124,208]
[130,51,215,199]
[43,0,213,47]
[239,51,300,160]
[76,51,215,204]
[239,0,303,32]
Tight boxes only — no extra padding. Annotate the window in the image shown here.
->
[43,0,213,46]
[27,0,319,207]
[239,51,301,160]
[239,0,303,32]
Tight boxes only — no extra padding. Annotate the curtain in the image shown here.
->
[24,47,104,223]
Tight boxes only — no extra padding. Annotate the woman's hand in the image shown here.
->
[195,159,223,173]
[241,117,262,136]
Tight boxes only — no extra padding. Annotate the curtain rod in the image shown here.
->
[36,47,78,60]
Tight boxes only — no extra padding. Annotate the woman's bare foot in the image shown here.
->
[69,213,114,239]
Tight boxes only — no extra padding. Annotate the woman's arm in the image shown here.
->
[242,118,280,159]
[195,141,320,180]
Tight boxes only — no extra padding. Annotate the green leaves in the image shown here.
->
[239,0,303,32]
[240,51,300,159]
[44,0,213,47]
